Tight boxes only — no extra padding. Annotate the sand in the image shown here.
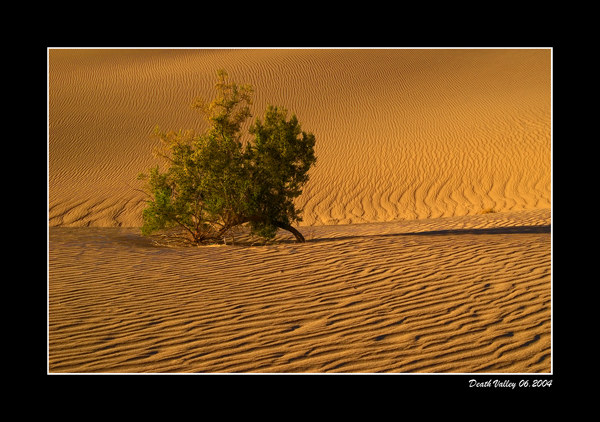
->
[48,48,551,373]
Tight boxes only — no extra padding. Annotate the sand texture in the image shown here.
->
[48,48,551,373]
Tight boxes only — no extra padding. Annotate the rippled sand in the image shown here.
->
[49,209,550,373]
[48,48,550,226]
[48,48,551,373]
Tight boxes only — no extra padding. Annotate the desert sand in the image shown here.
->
[48,48,551,373]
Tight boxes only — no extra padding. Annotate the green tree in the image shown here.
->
[245,105,316,241]
[138,70,316,244]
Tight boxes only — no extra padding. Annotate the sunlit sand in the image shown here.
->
[48,48,551,373]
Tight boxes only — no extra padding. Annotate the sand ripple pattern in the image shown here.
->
[49,49,551,227]
[49,209,551,373]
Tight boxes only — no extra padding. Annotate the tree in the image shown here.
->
[138,70,316,244]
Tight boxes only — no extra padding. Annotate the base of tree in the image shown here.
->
[274,221,305,243]
[145,224,305,247]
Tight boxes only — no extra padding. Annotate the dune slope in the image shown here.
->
[48,48,550,227]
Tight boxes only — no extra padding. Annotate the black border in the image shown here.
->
[40,8,566,400]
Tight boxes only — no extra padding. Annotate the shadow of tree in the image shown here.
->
[306,224,551,244]
[104,224,551,248]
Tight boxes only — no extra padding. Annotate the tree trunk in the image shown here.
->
[274,221,305,243]
[243,216,306,243]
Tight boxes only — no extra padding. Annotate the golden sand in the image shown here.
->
[48,48,551,373]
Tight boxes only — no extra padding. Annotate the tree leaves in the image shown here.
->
[138,70,316,244]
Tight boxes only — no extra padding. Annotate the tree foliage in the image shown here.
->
[138,70,316,244]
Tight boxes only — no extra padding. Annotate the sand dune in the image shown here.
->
[48,48,550,227]
[47,48,551,373]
